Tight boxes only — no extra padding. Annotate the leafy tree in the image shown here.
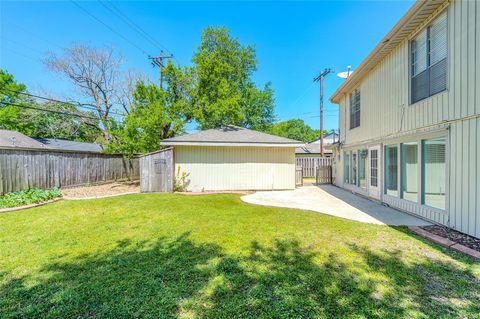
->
[192,27,275,130]
[0,69,100,142]
[269,119,325,142]
[106,63,195,155]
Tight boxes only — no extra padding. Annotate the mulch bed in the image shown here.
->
[422,225,480,253]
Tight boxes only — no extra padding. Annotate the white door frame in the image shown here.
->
[368,145,381,199]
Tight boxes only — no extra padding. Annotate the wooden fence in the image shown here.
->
[296,157,333,178]
[316,163,333,185]
[295,167,303,187]
[0,147,139,195]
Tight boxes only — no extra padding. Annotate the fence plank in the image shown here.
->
[0,148,139,195]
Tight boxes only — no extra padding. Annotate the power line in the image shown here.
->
[99,0,172,55]
[0,101,98,120]
[70,0,148,56]
[0,88,125,116]
[3,18,64,50]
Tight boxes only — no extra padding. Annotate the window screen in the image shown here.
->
[422,138,446,209]
[411,12,447,103]
[349,89,360,129]
[401,142,418,202]
[385,145,398,196]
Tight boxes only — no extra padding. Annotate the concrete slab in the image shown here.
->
[241,185,431,226]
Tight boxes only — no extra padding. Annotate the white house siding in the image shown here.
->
[335,0,480,238]
[174,146,296,191]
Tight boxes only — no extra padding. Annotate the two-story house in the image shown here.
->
[330,0,479,238]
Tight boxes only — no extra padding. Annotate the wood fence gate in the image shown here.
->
[295,157,333,185]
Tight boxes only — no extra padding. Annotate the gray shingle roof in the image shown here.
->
[34,138,103,153]
[162,125,303,146]
[0,130,47,149]
[295,144,333,154]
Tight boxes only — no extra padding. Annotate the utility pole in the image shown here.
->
[313,68,334,157]
[148,51,174,90]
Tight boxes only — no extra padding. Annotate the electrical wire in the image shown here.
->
[0,101,98,120]
[99,0,170,54]
[70,0,148,56]
[0,88,125,117]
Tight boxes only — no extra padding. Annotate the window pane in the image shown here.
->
[430,12,447,65]
[411,70,429,103]
[412,29,427,76]
[429,58,447,95]
[423,138,446,209]
[385,145,398,196]
[350,89,360,129]
[370,149,378,187]
[358,150,366,188]
[352,152,357,185]
[344,152,350,183]
[401,142,418,202]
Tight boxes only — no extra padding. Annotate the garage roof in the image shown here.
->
[161,125,304,147]
[0,130,47,149]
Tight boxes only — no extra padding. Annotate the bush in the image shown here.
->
[0,188,62,208]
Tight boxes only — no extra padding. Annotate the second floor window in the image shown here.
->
[411,11,447,104]
[349,88,360,129]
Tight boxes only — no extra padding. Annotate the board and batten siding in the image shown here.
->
[336,0,480,238]
[174,146,296,191]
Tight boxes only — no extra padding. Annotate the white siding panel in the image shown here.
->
[335,0,480,238]
[174,146,295,191]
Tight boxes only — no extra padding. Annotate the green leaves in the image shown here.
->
[269,119,322,142]
[0,187,62,208]
[193,27,275,130]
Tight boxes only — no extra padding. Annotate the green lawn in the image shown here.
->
[0,194,479,319]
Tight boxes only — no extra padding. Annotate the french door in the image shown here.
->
[368,145,381,199]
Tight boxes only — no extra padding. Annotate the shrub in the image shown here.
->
[174,166,190,192]
[0,188,62,208]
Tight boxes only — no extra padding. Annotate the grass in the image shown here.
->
[0,193,479,318]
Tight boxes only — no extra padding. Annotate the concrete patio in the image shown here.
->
[242,185,431,226]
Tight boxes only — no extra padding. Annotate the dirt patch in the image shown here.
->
[62,181,140,199]
[422,225,480,253]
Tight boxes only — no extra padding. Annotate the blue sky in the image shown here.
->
[0,0,414,132]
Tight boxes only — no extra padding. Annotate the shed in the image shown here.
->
[160,126,304,192]
[139,148,174,192]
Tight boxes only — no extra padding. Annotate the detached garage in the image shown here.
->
[160,125,303,192]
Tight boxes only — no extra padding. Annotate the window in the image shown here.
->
[401,142,418,202]
[385,145,398,196]
[349,89,360,129]
[344,152,350,184]
[411,12,447,103]
[358,150,366,188]
[422,137,446,209]
[351,152,357,185]
[370,149,378,187]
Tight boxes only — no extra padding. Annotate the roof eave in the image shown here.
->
[329,0,447,104]
[161,141,305,148]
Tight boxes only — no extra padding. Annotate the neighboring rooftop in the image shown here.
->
[295,144,333,155]
[34,138,103,153]
[0,130,46,149]
[308,132,339,145]
[161,125,304,147]
[330,0,447,103]
[0,129,102,153]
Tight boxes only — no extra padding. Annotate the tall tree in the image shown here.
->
[192,27,275,130]
[0,69,99,141]
[269,119,324,142]
[106,62,195,155]
[44,45,144,143]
